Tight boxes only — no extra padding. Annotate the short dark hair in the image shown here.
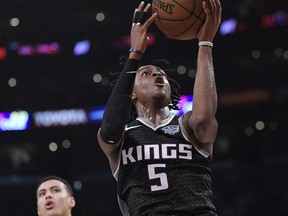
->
[37,176,74,197]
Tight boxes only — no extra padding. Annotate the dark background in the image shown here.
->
[1,0,288,215]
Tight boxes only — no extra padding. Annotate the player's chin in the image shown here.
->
[152,92,170,103]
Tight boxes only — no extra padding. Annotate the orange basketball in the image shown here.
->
[151,0,209,40]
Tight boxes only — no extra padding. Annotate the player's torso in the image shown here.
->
[115,115,216,216]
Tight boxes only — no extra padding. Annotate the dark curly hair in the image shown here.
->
[110,56,181,120]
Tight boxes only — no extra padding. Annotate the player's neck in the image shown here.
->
[136,105,171,124]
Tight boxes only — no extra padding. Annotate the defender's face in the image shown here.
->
[37,180,75,216]
[133,65,171,107]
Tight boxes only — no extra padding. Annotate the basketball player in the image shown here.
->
[97,0,222,215]
[36,176,76,216]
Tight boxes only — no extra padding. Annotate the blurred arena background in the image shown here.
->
[0,0,288,215]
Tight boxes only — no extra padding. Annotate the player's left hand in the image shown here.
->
[130,1,157,55]
[198,0,222,42]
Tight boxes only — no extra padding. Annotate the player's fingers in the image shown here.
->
[202,1,212,19]
[137,1,145,11]
[215,0,221,7]
[215,0,222,20]
[143,12,158,28]
[143,3,151,12]
[132,8,138,26]
[210,0,221,16]
[207,0,221,25]
[132,2,146,26]
[208,0,217,16]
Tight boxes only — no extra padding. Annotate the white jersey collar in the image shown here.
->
[136,112,175,131]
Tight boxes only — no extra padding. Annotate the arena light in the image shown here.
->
[88,106,105,123]
[18,44,34,56]
[35,42,60,55]
[261,10,288,28]
[219,19,237,35]
[172,95,193,116]
[33,109,88,127]
[18,42,60,56]
[113,33,155,50]
[0,47,7,60]
[0,111,30,132]
[219,89,271,106]
[73,40,91,56]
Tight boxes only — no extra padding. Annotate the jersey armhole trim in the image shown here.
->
[178,116,210,158]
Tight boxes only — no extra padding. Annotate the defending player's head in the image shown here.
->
[36,176,76,216]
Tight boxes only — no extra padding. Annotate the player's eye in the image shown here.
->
[38,192,45,197]
[52,188,60,193]
[142,71,150,76]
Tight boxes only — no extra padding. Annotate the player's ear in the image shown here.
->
[68,196,76,208]
[132,92,137,101]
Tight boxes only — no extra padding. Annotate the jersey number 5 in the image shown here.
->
[148,164,168,191]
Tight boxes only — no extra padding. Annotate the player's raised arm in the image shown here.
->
[97,2,157,169]
[183,0,222,152]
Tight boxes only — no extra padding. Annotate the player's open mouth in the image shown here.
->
[155,77,164,86]
[45,201,55,209]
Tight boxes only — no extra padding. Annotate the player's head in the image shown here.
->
[112,57,181,120]
[132,64,171,108]
[36,176,75,216]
